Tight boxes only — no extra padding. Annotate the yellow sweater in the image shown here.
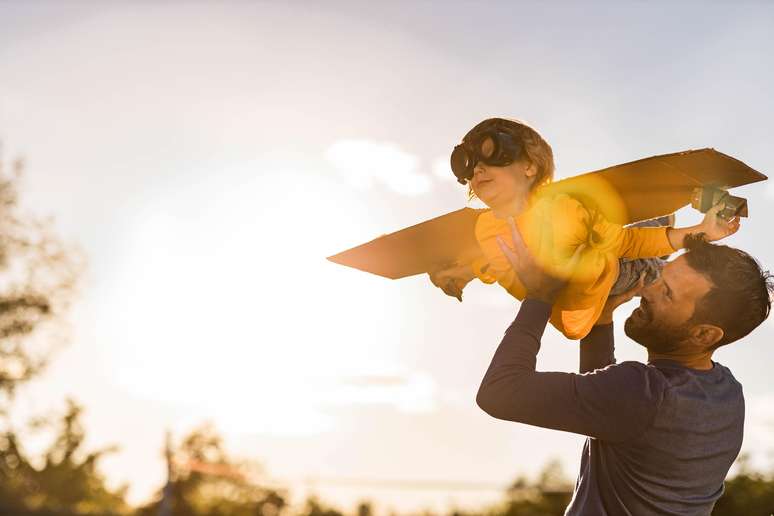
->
[472,193,675,339]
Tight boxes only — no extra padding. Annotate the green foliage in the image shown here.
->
[0,151,117,515]
[445,460,572,516]
[0,153,81,406]
[297,497,345,516]
[711,454,774,516]
[496,459,573,516]
[0,398,128,514]
[136,424,287,516]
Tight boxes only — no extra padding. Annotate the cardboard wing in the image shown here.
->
[327,148,767,279]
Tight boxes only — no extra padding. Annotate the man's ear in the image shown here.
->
[690,324,724,351]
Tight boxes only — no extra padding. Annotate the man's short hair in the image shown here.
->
[683,233,774,349]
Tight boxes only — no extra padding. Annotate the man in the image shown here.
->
[476,217,773,515]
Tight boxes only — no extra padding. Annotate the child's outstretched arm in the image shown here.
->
[666,202,741,250]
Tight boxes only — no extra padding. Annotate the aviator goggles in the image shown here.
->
[450,127,525,185]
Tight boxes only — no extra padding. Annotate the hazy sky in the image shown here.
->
[1,2,774,513]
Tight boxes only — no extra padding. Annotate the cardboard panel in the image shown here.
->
[328,148,766,279]
[327,207,484,279]
[550,148,766,224]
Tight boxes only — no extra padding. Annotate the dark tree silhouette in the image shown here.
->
[0,150,124,514]
[0,151,81,406]
[137,423,287,516]
[0,398,129,514]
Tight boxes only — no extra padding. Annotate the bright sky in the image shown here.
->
[1,2,774,513]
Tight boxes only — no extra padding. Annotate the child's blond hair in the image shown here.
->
[465,117,555,201]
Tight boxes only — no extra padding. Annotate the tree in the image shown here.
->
[0,398,129,514]
[0,151,81,407]
[0,151,124,513]
[137,423,287,516]
[297,497,344,516]
[447,460,573,516]
[712,454,774,515]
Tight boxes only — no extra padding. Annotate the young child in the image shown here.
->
[430,117,740,340]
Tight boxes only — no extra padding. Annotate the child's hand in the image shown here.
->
[667,202,741,249]
[699,202,741,242]
[428,263,475,302]
[597,272,646,325]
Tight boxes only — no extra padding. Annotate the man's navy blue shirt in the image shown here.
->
[477,299,744,516]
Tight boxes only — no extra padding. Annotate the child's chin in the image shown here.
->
[476,190,502,207]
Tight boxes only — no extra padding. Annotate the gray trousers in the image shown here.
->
[610,215,673,296]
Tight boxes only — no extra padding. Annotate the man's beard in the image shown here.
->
[624,297,688,354]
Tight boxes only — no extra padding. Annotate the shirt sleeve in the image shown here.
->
[471,256,498,284]
[476,299,665,442]
[592,217,675,259]
[579,323,616,374]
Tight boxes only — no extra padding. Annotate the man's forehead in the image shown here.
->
[663,255,713,297]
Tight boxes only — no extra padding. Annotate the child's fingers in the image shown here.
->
[630,271,647,296]
[616,271,646,305]
[441,280,462,301]
[707,202,726,218]
[728,216,741,233]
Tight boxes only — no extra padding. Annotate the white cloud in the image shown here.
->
[432,155,456,182]
[740,394,774,470]
[326,139,432,196]
[325,370,439,413]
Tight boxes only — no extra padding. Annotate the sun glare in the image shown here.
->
[98,161,414,436]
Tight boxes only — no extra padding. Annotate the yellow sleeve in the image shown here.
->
[471,256,498,284]
[568,199,674,258]
[473,210,525,296]
[617,226,676,258]
[592,222,675,259]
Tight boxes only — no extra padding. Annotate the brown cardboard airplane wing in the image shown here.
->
[328,207,485,279]
[327,148,767,279]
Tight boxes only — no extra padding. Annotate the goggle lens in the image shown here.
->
[477,136,496,160]
[450,146,473,185]
[450,129,523,185]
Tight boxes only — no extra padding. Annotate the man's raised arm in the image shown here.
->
[579,322,615,374]
[475,219,662,441]
[578,276,646,374]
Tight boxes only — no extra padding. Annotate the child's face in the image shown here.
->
[470,136,537,209]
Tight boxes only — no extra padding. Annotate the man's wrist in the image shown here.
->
[523,296,554,311]
[516,298,553,331]
[524,286,561,305]
[596,313,614,325]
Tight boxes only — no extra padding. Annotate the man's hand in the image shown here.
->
[596,272,646,325]
[496,217,585,304]
[428,263,475,302]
